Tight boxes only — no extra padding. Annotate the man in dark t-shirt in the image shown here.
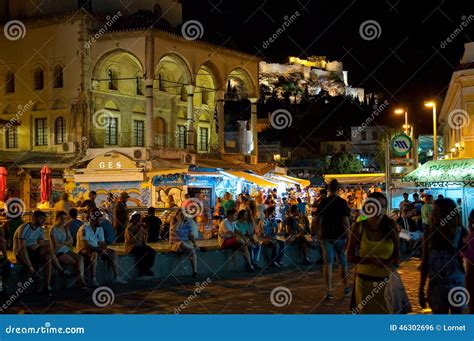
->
[285,205,311,264]
[314,180,351,300]
[142,207,162,243]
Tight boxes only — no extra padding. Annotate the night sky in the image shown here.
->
[184,0,472,134]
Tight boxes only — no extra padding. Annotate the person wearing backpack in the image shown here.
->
[419,198,468,314]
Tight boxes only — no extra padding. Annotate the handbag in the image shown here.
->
[384,270,412,314]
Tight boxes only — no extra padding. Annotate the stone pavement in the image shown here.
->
[5,259,425,314]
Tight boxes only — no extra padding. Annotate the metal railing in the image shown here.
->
[90,132,136,148]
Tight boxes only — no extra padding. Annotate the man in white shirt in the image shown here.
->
[76,208,127,286]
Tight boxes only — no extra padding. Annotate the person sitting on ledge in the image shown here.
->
[13,210,55,297]
[76,208,127,286]
[285,205,311,265]
[218,208,255,272]
[256,206,286,268]
[0,217,11,296]
[169,209,199,278]
[50,210,87,287]
[142,207,162,243]
[125,212,156,277]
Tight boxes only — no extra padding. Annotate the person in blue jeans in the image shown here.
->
[419,198,468,314]
[314,179,351,300]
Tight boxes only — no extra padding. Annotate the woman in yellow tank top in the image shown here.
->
[347,192,399,314]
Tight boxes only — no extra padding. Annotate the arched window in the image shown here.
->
[53,65,64,88]
[5,71,14,94]
[33,67,44,90]
[136,75,143,95]
[153,117,167,147]
[107,69,118,90]
[54,116,66,144]
[176,125,187,149]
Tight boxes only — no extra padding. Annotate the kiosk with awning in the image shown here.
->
[69,152,148,207]
[324,173,386,185]
[397,158,474,225]
[223,170,284,194]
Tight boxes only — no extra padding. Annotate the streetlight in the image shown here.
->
[424,101,437,160]
[394,108,408,135]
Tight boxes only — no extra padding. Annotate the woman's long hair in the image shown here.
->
[431,198,461,246]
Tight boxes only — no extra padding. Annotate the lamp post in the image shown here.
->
[394,109,408,135]
[395,108,411,158]
[424,101,437,160]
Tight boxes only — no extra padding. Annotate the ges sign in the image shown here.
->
[99,161,122,169]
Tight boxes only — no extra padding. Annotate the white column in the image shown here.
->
[185,84,195,151]
[238,120,248,154]
[249,97,258,158]
[216,90,225,154]
[145,35,154,148]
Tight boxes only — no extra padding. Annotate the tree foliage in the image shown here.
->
[325,152,363,174]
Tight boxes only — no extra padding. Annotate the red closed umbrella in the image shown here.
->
[40,166,52,202]
[0,167,7,202]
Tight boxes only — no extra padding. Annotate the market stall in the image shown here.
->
[69,152,149,208]
[223,170,284,195]
[397,158,474,226]
[324,173,386,185]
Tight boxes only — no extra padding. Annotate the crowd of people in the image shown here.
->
[0,181,472,315]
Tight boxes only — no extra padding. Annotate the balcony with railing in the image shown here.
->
[153,133,175,148]
[90,132,135,148]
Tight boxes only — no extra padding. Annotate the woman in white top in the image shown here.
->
[49,211,87,287]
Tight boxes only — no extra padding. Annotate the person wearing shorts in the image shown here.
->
[49,210,87,287]
[218,208,254,271]
[314,179,351,300]
[76,208,127,286]
[169,209,198,278]
[13,210,55,296]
